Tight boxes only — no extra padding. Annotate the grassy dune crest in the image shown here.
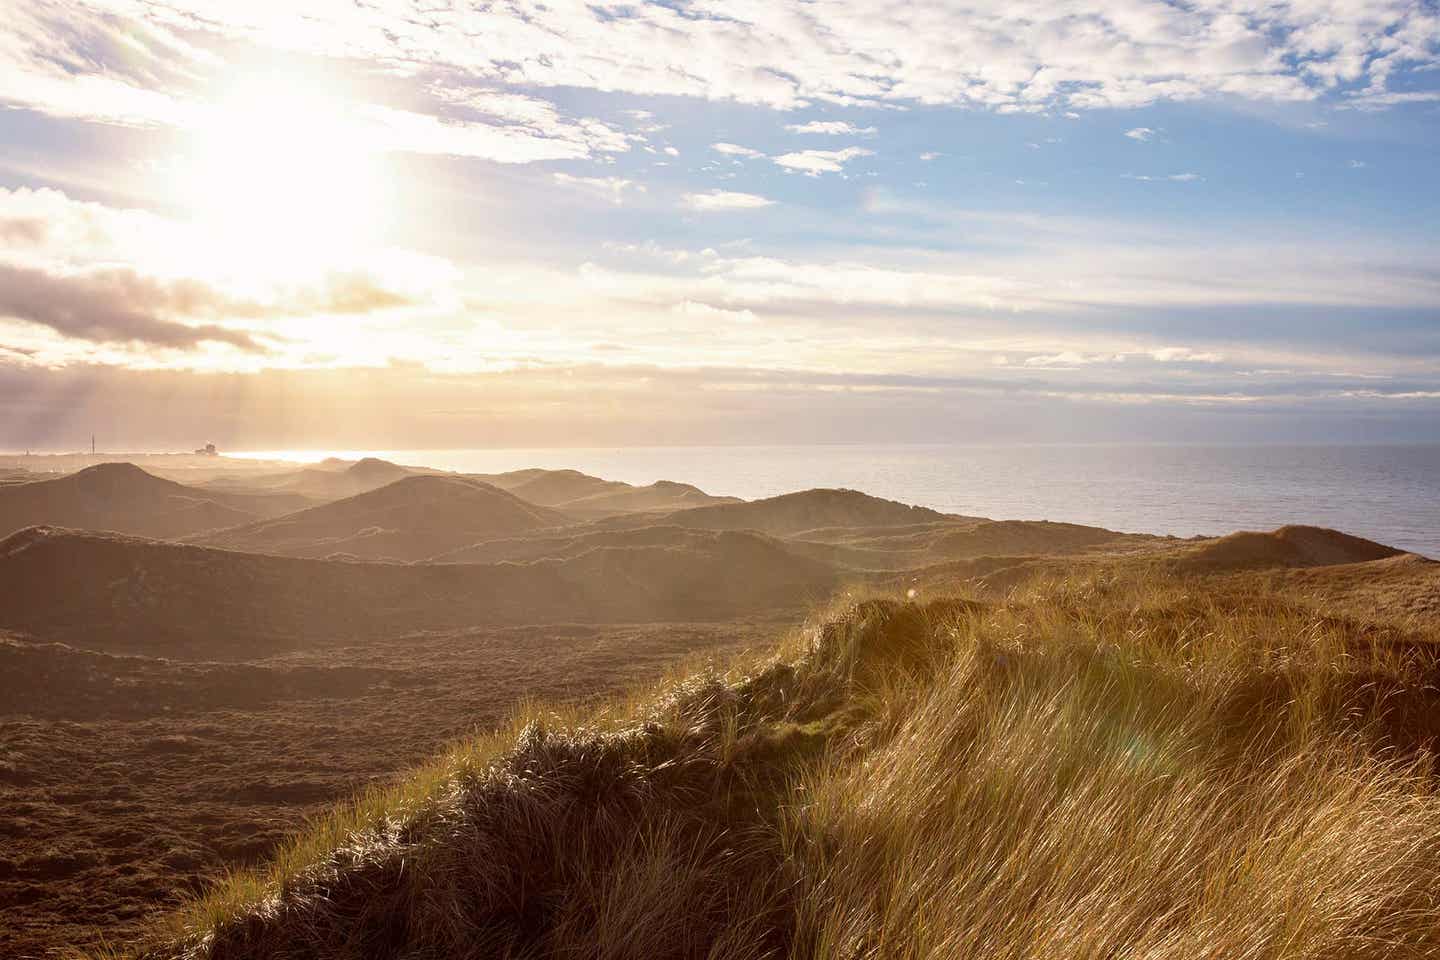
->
[112,574,1440,959]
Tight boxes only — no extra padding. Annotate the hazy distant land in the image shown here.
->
[0,454,1436,957]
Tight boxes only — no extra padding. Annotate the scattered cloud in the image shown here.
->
[1124,173,1204,182]
[1340,91,1440,109]
[364,104,629,163]
[1125,127,1157,142]
[1349,159,1369,168]
[552,173,644,204]
[682,190,777,211]
[773,146,874,176]
[785,120,877,135]
[1022,351,1125,368]
[672,300,758,324]
[1151,347,1224,363]
[712,142,765,158]
[919,151,943,161]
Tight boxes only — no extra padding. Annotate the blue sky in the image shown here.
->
[1,0,1438,449]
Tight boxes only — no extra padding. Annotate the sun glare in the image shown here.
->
[176,80,388,269]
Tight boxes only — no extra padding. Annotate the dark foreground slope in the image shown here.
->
[0,463,311,540]
[0,620,781,959]
[106,570,1440,960]
[193,475,572,561]
[0,526,840,657]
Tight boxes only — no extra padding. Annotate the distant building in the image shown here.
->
[195,442,218,456]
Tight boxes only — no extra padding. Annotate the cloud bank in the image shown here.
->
[4,0,1438,140]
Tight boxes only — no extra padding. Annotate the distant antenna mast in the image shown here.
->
[92,435,95,455]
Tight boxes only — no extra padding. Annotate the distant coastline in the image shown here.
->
[2,442,1436,557]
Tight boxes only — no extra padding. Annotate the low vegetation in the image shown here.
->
[108,570,1440,960]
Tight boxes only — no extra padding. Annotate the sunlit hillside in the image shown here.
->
[110,570,1440,959]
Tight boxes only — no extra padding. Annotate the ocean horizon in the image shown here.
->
[218,442,1440,559]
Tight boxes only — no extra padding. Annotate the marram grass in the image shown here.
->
[102,573,1440,959]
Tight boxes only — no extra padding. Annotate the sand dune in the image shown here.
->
[644,487,950,536]
[1174,525,1405,573]
[555,479,738,516]
[474,468,626,503]
[200,457,422,501]
[194,475,571,561]
[0,525,838,657]
[473,468,737,516]
[0,462,309,540]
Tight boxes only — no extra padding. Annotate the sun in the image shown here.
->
[176,79,389,270]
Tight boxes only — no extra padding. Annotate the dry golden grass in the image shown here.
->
[104,572,1440,960]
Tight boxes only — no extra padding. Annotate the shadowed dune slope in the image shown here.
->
[195,476,571,561]
[0,526,839,657]
[433,524,724,564]
[0,463,308,540]
[438,517,1161,573]
[1174,525,1406,573]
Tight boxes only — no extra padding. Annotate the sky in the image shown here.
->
[1,0,1439,450]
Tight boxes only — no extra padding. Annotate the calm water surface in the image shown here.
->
[235,444,1440,558]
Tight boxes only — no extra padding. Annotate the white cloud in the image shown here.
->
[551,173,644,205]
[773,146,874,176]
[672,300,758,324]
[1004,347,1224,367]
[712,142,765,158]
[365,105,628,163]
[1349,159,1369,168]
[919,151,943,161]
[682,190,777,211]
[1151,347,1224,363]
[1023,351,1125,368]
[785,120,877,135]
[1125,127,1157,141]
[7,0,1435,127]
[663,146,680,156]
[1124,172,1204,182]
[1343,90,1440,108]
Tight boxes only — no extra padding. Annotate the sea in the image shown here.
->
[233,443,1440,559]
